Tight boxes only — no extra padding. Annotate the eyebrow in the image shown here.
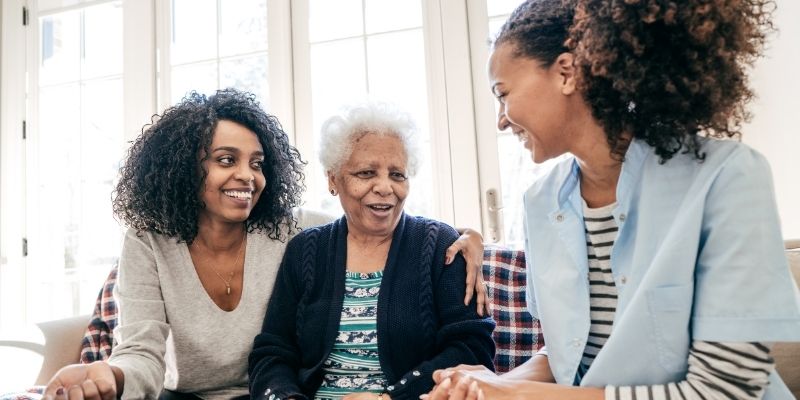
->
[212,146,265,157]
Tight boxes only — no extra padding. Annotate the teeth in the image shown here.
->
[370,205,391,210]
[224,190,252,199]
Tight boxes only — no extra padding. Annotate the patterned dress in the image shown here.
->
[315,271,388,400]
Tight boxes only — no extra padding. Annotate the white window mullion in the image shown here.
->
[465,0,504,244]
[266,0,295,135]
[422,0,482,229]
[289,0,323,208]
[0,0,31,332]
[123,0,157,143]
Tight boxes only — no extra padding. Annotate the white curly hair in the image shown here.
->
[318,101,421,177]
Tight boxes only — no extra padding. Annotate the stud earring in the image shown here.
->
[330,189,337,196]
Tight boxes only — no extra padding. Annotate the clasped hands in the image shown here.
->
[421,365,512,400]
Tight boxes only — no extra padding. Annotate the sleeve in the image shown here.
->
[248,235,308,400]
[106,230,169,399]
[386,225,497,400]
[692,147,800,341]
[605,341,774,400]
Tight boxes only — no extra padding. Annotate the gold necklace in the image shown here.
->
[192,232,246,295]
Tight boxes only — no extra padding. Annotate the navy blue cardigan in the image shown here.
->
[248,214,495,400]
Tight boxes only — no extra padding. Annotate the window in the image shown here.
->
[26,0,125,321]
[292,0,438,218]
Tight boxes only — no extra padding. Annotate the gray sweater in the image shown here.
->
[108,209,334,399]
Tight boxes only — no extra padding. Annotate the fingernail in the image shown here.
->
[442,370,454,379]
[56,388,64,395]
[470,381,478,392]
[419,395,429,400]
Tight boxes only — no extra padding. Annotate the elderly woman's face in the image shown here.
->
[330,133,409,239]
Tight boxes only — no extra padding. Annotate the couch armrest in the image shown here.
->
[33,314,91,385]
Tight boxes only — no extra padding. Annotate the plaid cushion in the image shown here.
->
[80,262,118,363]
[483,246,544,373]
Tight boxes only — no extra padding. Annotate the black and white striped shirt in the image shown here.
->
[580,202,775,400]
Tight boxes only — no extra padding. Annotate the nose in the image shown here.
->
[497,103,510,132]
[235,164,255,184]
[372,175,394,196]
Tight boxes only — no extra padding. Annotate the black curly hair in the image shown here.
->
[112,88,305,243]
[494,0,775,162]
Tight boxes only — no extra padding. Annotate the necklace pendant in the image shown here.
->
[226,286,231,295]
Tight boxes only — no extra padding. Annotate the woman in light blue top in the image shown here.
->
[425,0,800,400]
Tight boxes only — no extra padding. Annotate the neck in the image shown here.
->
[194,219,247,252]
[571,123,630,208]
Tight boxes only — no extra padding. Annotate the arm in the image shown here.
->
[248,236,308,400]
[447,228,488,316]
[386,234,495,400]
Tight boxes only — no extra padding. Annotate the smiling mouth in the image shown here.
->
[223,190,253,200]
[368,204,393,212]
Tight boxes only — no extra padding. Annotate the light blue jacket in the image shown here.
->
[523,138,800,398]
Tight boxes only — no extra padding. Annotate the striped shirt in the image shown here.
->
[579,202,775,400]
[315,271,388,400]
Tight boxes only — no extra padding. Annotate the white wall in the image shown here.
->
[743,0,800,240]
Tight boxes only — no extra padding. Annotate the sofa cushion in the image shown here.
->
[482,247,544,373]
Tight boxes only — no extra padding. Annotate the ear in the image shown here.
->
[554,53,577,95]
[327,170,336,191]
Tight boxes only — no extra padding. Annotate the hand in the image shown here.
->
[342,392,389,400]
[447,228,488,316]
[43,361,118,400]
[424,366,512,400]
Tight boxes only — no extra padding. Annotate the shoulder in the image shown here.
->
[285,217,338,253]
[524,155,575,207]
[401,215,459,248]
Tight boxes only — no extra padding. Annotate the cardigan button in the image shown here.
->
[265,389,271,395]
[269,394,276,400]
[400,379,407,385]
[412,370,421,376]
[387,386,395,391]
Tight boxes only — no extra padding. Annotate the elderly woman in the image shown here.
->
[248,102,496,400]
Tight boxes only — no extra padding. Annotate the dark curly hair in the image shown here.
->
[494,0,775,162]
[113,88,305,243]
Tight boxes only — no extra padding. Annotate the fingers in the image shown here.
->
[448,376,472,400]
[428,377,452,400]
[444,239,464,265]
[68,384,85,400]
[475,270,489,316]
[465,381,480,400]
[94,378,117,400]
[81,379,100,400]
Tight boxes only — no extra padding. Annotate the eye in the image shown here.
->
[218,155,235,166]
[390,171,407,182]
[495,92,507,103]
[354,170,376,178]
[251,159,264,169]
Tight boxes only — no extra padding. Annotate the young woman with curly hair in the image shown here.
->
[38,89,485,400]
[426,1,800,400]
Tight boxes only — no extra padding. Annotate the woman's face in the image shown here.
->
[488,42,575,163]
[198,120,266,226]
[330,133,409,239]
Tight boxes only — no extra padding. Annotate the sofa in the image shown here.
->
[3,242,799,398]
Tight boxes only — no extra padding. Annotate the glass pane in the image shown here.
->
[171,0,217,65]
[39,11,81,86]
[34,83,82,320]
[219,0,268,57]
[83,2,123,79]
[309,38,367,214]
[309,0,363,42]
[170,61,219,105]
[366,29,432,216]
[365,0,422,34]
[220,54,270,109]
[487,0,525,17]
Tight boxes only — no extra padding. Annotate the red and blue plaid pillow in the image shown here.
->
[483,247,544,373]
